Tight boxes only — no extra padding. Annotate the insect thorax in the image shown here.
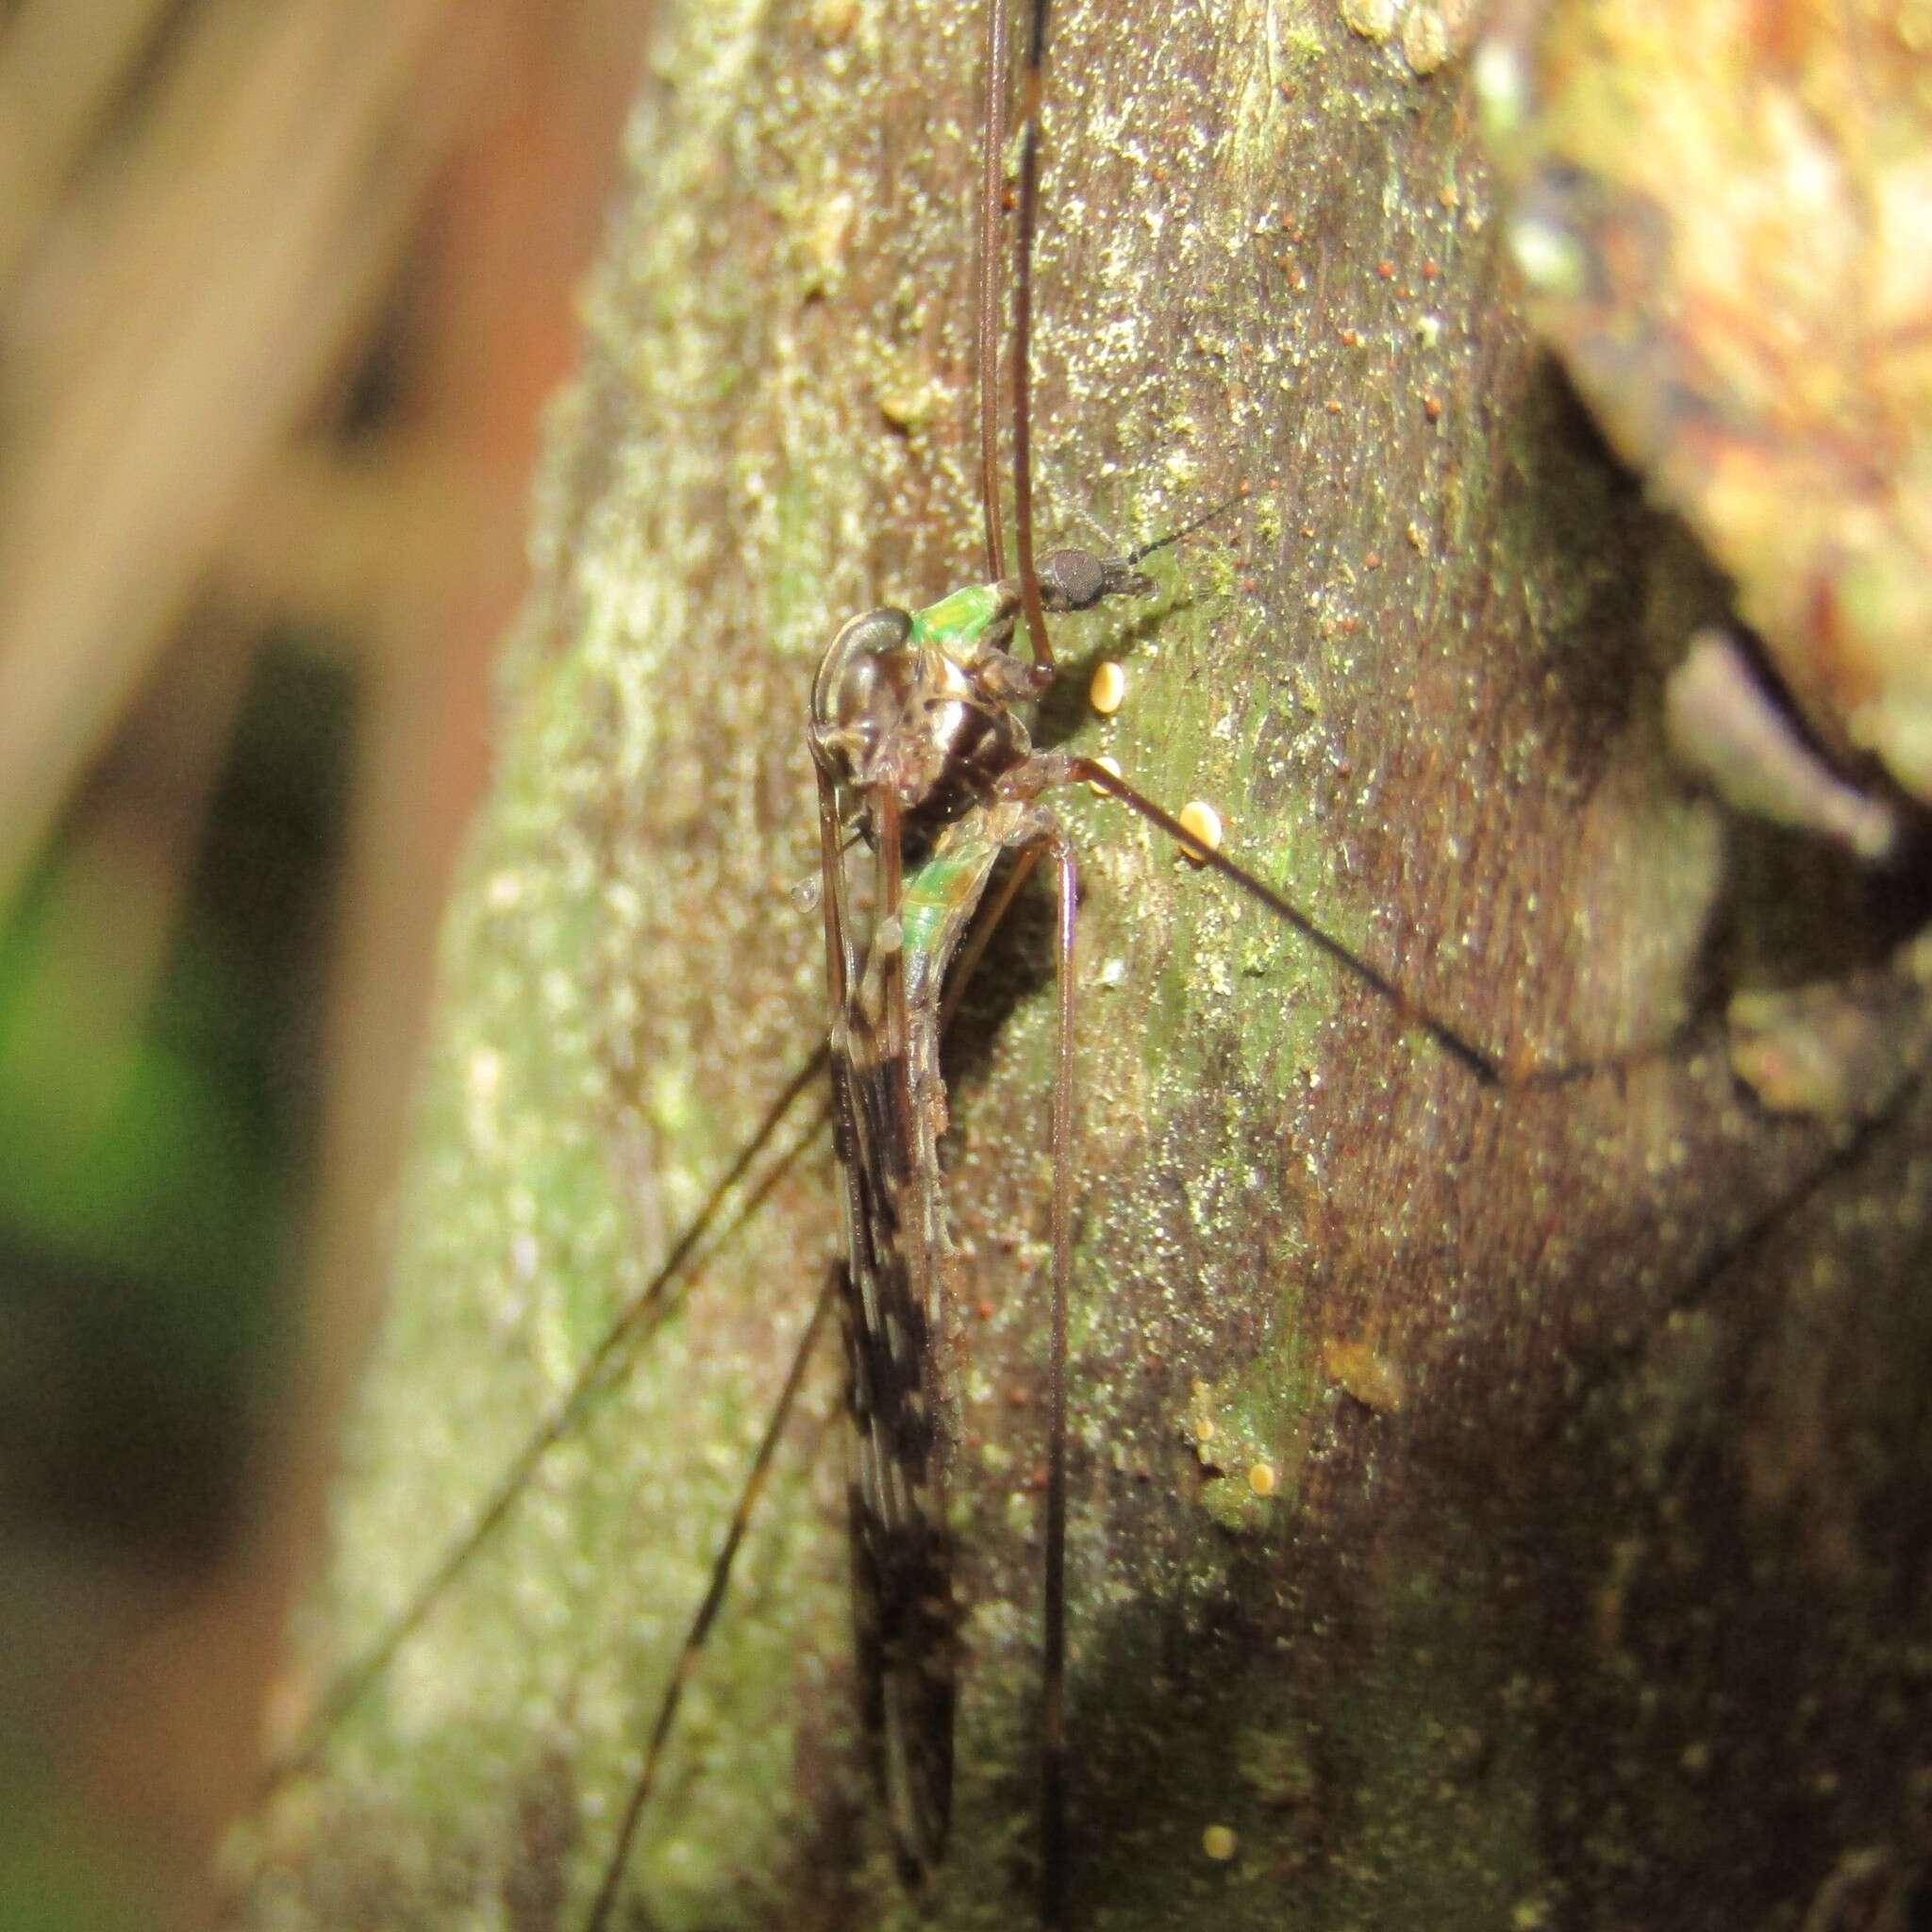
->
[808,580,1043,840]
[808,544,1158,851]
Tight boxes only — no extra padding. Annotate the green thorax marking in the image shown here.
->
[908,580,1003,654]
[893,578,1019,1005]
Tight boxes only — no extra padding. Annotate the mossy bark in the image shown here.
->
[258,3,1932,1928]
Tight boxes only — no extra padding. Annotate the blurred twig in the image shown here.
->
[0,0,175,282]
[0,605,259,1151]
[0,4,654,1924]
[0,0,491,920]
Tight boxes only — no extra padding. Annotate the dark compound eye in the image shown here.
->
[1037,548,1106,608]
[1036,548,1155,610]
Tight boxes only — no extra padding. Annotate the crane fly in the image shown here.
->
[242,1,1907,1926]
[260,2,1577,1921]
[784,1,1530,1906]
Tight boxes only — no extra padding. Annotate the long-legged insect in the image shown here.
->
[571,0,1600,1917]
[791,8,1550,1915]
[245,4,1932,1932]
[271,3,1527,1913]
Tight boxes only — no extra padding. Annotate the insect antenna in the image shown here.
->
[263,1048,831,1794]
[1123,489,1247,566]
[580,1270,839,1932]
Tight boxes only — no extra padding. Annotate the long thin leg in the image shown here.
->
[263,1049,830,1794]
[1040,831,1077,1930]
[1055,756,1697,1089]
[581,1268,839,1932]
[1069,757,1507,1085]
[977,0,1010,584]
[1010,0,1054,669]
[1074,757,1707,1090]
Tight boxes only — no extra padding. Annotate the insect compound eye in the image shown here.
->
[1037,547,1108,609]
[1036,547,1155,610]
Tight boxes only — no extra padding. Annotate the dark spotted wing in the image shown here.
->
[817,774,959,1882]
[835,1002,958,1879]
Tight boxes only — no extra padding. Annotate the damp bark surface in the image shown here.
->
[249,4,1932,1929]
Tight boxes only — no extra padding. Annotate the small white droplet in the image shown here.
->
[1473,39,1531,135]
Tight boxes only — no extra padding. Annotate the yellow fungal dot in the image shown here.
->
[1248,1460,1277,1497]
[1193,1416,1217,1444]
[1324,1338,1407,1414]
[805,191,856,287]
[1202,1824,1239,1861]
[1177,798,1224,863]
[810,0,858,42]
[1088,753,1123,797]
[1089,659,1127,715]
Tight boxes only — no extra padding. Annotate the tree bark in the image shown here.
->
[258,3,1932,1928]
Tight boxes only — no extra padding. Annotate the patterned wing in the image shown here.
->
[812,765,960,1885]
[833,986,958,1882]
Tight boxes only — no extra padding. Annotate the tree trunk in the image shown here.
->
[255,3,1932,1927]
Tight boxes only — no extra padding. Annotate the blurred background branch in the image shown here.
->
[0,2,645,1924]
